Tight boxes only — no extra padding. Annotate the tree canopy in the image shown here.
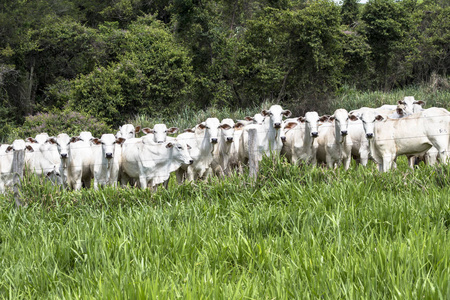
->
[0,0,449,134]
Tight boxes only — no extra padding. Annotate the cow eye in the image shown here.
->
[177,146,183,150]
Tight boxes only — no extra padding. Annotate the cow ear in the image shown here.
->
[6,146,13,153]
[329,116,335,122]
[47,138,57,144]
[26,137,38,143]
[184,128,195,133]
[220,124,232,130]
[135,125,141,133]
[285,122,298,130]
[375,115,384,121]
[298,117,306,123]
[70,136,81,143]
[349,114,358,121]
[244,116,253,121]
[318,116,328,122]
[282,110,292,118]
[25,145,34,152]
[396,107,404,115]
[198,123,206,130]
[261,109,270,117]
[415,100,425,107]
[141,127,153,134]
[398,100,405,105]
[166,142,174,148]
[167,127,178,134]
[187,144,192,150]
[92,138,102,145]
[234,122,245,129]
[115,138,126,145]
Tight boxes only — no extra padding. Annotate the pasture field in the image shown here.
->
[0,156,449,299]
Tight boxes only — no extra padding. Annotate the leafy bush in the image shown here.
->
[14,110,112,141]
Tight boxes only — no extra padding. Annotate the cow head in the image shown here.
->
[92,134,125,159]
[167,140,194,166]
[220,119,235,143]
[117,124,140,139]
[47,133,71,159]
[148,124,179,143]
[332,109,357,141]
[6,139,26,153]
[360,110,384,139]
[299,111,320,137]
[198,118,221,144]
[262,105,291,129]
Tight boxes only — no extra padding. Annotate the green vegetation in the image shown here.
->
[1,0,449,137]
[1,157,449,298]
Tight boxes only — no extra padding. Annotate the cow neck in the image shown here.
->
[334,121,346,144]
[265,117,282,152]
[199,130,216,155]
[303,123,315,147]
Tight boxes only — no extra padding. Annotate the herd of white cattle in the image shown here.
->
[0,96,448,193]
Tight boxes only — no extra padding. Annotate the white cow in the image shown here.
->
[116,124,141,140]
[398,96,425,115]
[0,140,27,193]
[141,124,178,143]
[176,118,222,182]
[90,134,125,189]
[121,136,193,188]
[239,105,291,165]
[212,118,238,176]
[48,134,93,190]
[79,131,94,142]
[360,107,450,172]
[281,111,320,165]
[316,109,357,170]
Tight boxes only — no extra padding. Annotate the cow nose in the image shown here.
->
[274,122,281,128]
[60,153,68,159]
[226,137,233,142]
[106,153,113,159]
[281,136,286,142]
[211,138,218,144]
[311,132,319,137]
[189,159,194,165]
[366,133,374,139]
[341,130,348,136]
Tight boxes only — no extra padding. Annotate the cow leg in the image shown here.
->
[139,176,148,189]
[382,155,394,172]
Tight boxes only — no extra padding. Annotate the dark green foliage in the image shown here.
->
[341,0,359,25]
[68,15,194,125]
[0,0,449,128]
[18,110,111,139]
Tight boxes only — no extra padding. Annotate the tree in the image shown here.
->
[341,0,359,26]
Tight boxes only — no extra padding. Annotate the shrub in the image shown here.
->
[15,110,112,141]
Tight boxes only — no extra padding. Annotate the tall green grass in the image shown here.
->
[1,157,449,299]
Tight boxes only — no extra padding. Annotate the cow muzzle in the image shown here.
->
[105,153,113,159]
[341,130,348,136]
[366,133,374,139]
[281,136,286,142]
[226,137,233,142]
[311,132,319,138]
[60,153,68,159]
[189,159,194,165]
[274,123,281,129]
[211,138,218,144]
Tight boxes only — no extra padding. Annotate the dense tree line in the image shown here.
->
[0,0,449,136]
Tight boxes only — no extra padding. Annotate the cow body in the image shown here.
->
[316,109,356,170]
[282,112,320,165]
[360,107,450,172]
[121,137,193,188]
